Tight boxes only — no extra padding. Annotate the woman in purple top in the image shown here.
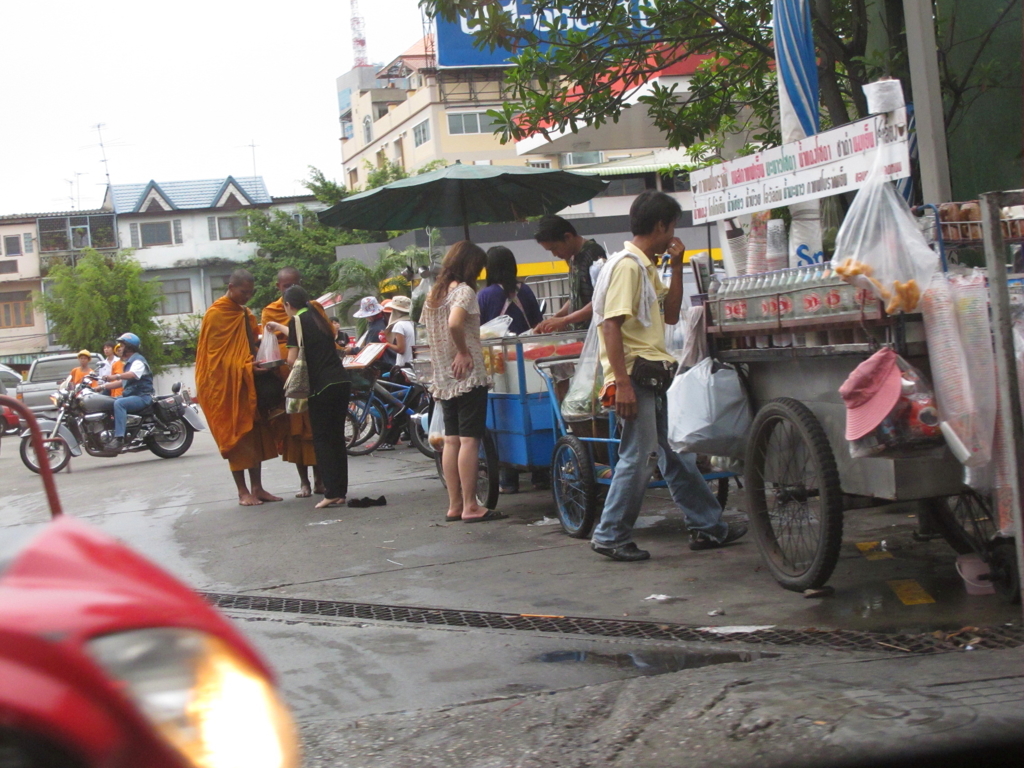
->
[477,246,549,494]
[477,247,544,335]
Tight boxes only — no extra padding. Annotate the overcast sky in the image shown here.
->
[0,0,428,216]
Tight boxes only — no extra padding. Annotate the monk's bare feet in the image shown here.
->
[459,503,490,521]
[239,492,263,507]
[254,489,283,503]
[445,506,464,522]
[313,482,326,495]
[296,484,312,498]
[315,497,346,509]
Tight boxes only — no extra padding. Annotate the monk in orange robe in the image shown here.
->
[261,266,331,498]
[196,269,282,506]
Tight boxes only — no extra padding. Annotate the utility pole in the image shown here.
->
[903,0,952,203]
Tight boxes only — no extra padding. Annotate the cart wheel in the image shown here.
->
[551,435,598,538]
[434,429,500,511]
[923,490,998,556]
[745,397,844,592]
[988,540,1021,604]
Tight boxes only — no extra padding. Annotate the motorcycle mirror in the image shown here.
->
[172,382,181,394]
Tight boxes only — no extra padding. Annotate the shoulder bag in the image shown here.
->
[284,314,311,405]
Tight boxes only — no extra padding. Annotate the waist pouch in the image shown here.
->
[630,357,678,394]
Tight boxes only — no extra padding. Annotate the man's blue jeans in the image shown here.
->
[591,386,728,548]
[114,395,152,438]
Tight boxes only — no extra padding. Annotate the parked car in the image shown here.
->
[0,363,21,392]
[16,353,101,415]
[0,378,19,443]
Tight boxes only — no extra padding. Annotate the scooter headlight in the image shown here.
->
[87,628,299,768]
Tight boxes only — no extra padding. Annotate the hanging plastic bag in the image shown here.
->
[255,330,283,367]
[666,358,752,458]
[286,397,308,414]
[480,315,513,339]
[428,403,446,451]
[679,306,708,369]
[831,155,938,314]
[561,322,602,422]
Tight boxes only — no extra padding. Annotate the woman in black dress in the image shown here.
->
[267,285,351,509]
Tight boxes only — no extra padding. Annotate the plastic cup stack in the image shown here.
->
[747,216,768,274]
[766,219,788,272]
[726,230,748,276]
[951,272,996,468]
[921,273,976,463]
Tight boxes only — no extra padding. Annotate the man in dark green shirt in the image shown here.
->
[534,215,606,332]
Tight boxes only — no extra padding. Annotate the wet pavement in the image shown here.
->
[1,429,1020,766]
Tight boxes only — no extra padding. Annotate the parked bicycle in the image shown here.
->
[346,368,433,458]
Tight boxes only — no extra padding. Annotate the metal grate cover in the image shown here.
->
[202,592,1023,654]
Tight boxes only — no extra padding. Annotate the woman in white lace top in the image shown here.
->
[423,242,505,523]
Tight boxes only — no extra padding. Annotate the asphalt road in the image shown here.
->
[1,428,1020,766]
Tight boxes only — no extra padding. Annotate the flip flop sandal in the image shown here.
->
[462,510,508,523]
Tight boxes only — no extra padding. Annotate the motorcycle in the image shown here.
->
[19,374,205,474]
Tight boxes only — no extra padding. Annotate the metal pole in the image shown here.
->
[979,190,1024,615]
[903,0,952,203]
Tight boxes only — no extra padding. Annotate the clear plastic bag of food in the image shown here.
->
[428,403,445,451]
[849,357,943,458]
[255,329,283,367]
[831,157,938,314]
[480,315,513,339]
[561,322,602,422]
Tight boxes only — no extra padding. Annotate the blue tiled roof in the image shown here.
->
[109,176,271,213]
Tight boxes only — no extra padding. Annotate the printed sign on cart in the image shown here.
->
[691,109,911,224]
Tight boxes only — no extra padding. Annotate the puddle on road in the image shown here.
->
[534,648,770,675]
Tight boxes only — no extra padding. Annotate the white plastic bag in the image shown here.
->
[679,306,709,369]
[480,315,513,339]
[255,330,282,365]
[667,358,752,458]
[428,402,446,451]
[561,321,602,422]
[831,157,938,313]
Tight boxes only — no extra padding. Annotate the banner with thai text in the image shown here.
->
[691,109,911,224]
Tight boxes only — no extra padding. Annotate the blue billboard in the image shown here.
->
[436,1,657,69]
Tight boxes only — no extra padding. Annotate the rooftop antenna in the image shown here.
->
[246,139,258,177]
[351,0,369,67]
[64,172,86,210]
[94,123,112,190]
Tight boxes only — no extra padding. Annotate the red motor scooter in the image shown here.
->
[0,394,300,768]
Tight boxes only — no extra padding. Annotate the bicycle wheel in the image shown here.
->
[347,400,385,456]
[745,397,844,591]
[551,435,598,538]
[434,429,500,510]
[924,490,998,556]
[409,398,435,459]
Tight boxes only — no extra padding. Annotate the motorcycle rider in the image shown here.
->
[101,333,153,451]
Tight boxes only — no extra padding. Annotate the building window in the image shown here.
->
[209,216,247,240]
[3,235,22,256]
[560,151,603,166]
[363,115,373,144]
[348,168,359,188]
[155,278,193,315]
[140,222,173,247]
[526,160,551,169]
[595,175,655,198]
[208,274,232,306]
[447,111,497,135]
[37,214,116,252]
[23,233,33,254]
[0,261,17,275]
[413,119,431,147]
[0,291,33,328]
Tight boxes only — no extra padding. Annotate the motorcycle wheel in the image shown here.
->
[20,435,71,474]
[148,419,194,458]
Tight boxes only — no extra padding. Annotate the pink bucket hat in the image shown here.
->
[839,347,904,440]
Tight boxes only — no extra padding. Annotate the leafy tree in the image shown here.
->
[36,249,166,369]
[364,158,450,190]
[303,166,351,206]
[421,1,1015,162]
[333,245,432,333]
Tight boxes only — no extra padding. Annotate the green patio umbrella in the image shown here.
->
[317,163,609,240]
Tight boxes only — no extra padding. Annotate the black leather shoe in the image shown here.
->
[591,541,651,561]
[690,521,748,551]
[108,437,124,453]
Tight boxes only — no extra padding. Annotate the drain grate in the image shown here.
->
[201,592,1023,654]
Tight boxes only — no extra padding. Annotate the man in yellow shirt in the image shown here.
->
[591,190,747,561]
